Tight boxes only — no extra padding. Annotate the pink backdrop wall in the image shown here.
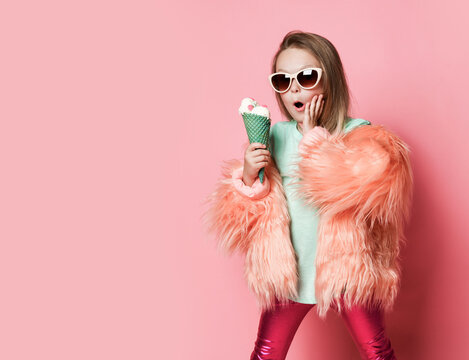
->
[1,0,468,359]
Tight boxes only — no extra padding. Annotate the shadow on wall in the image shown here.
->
[386,145,443,360]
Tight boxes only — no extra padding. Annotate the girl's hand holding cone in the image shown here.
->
[242,142,271,186]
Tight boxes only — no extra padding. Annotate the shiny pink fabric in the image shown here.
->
[250,295,396,360]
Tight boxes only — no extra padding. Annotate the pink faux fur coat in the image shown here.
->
[202,124,413,318]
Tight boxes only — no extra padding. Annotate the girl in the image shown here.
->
[203,31,413,360]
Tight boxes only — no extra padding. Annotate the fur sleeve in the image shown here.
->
[201,158,272,255]
[201,157,298,309]
[291,125,414,226]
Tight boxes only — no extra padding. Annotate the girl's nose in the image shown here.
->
[290,78,300,92]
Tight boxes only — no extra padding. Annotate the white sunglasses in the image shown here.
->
[269,67,323,93]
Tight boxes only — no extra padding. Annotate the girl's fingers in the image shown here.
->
[251,143,266,149]
[253,153,270,161]
[253,149,270,155]
[250,145,267,154]
[305,102,311,128]
[314,96,322,120]
[310,96,317,125]
[254,156,269,164]
[310,95,324,124]
[315,95,321,112]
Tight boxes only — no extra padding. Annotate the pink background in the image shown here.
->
[1,0,468,359]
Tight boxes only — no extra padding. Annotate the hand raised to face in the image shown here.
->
[303,94,324,134]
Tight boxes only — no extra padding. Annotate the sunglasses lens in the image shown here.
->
[297,69,319,88]
[271,74,291,92]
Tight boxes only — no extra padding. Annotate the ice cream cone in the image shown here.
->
[239,98,271,184]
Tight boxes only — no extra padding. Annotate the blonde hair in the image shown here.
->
[271,30,351,135]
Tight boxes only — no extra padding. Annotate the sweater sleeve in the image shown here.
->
[291,124,413,226]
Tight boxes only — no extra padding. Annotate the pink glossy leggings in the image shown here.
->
[250,295,396,360]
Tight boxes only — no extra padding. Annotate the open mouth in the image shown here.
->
[294,101,305,111]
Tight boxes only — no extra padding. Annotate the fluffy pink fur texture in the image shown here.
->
[202,157,298,310]
[202,125,413,318]
[290,125,414,317]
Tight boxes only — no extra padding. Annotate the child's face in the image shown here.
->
[275,47,324,124]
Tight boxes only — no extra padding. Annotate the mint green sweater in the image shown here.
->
[268,118,371,304]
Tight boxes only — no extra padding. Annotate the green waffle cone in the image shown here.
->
[242,113,271,184]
